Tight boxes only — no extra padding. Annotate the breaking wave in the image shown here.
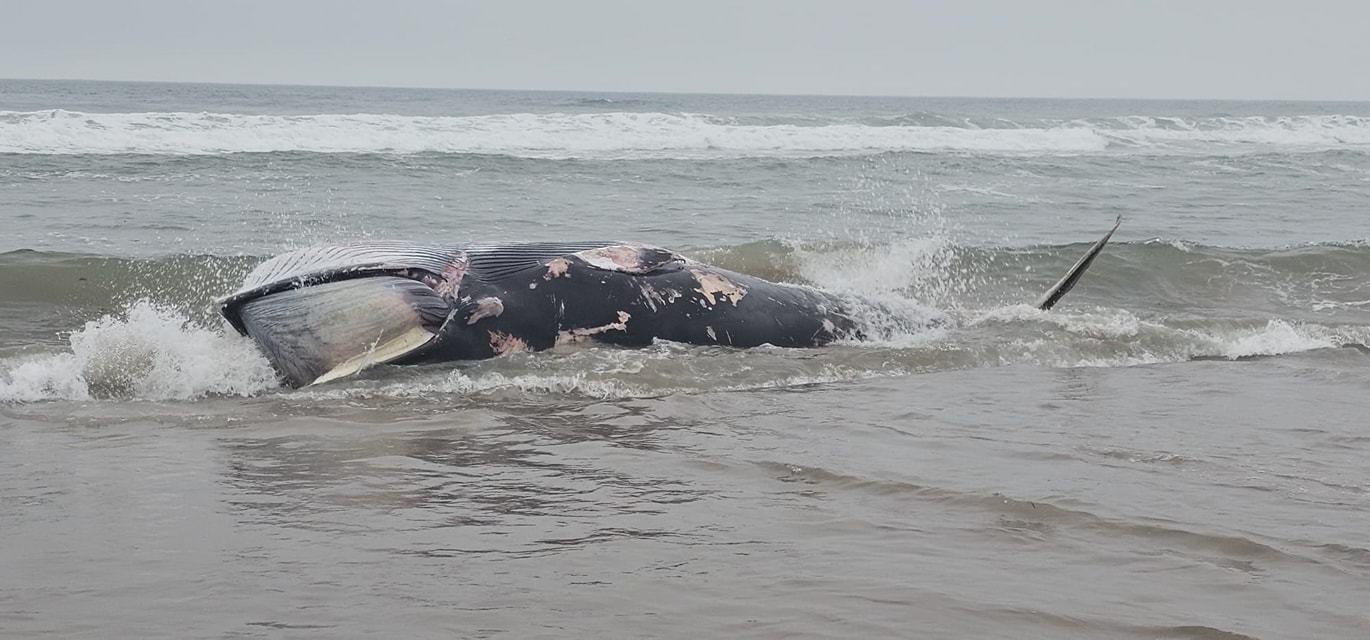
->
[2,110,1369,158]
[0,302,278,402]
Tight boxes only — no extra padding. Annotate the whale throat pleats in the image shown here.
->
[235,276,452,387]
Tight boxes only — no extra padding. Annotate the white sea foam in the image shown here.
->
[0,110,1105,157]
[0,302,278,403]
[970,304,1147,340]
[973,306,1367,367]
[1194,319,1356,359]
[308,370,653,401]
[2,298,1361,405]
[1096,114,1370,148]
[298,362,895,402]
[4,110,1366,158]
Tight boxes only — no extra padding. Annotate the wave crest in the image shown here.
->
[4,110,1367,158]
[0,301,278,402]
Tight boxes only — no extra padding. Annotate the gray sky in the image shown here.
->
[4,0,1369,100]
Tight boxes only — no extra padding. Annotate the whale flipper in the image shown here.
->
[1035,216,1121,311]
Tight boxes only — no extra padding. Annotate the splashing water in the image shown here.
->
[0,301,279,403]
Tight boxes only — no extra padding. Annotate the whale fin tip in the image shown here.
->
[1035,216,1121,311]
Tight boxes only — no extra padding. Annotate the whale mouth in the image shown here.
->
[218,244,466,387]
[229,275,453,387]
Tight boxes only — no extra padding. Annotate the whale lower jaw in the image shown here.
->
[307,325,439,386]
[229,275,453,387]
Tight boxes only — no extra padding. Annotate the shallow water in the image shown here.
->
[2,80,1368,638]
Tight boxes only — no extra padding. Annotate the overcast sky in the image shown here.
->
[3,0,1368,100]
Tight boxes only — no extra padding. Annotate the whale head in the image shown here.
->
[218,243,467,387]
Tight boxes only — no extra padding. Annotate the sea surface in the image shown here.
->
[2,80,1369,639]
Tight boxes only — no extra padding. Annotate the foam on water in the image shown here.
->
[3,110,1368,158]
[4,300,1362,405]
[0,301,278,403]
[0,110,1106,157]
[783,237,946,344]
[972,305,1370,366]
[970,304,1146,340]
[1098,114,1370,147]
[299,360,900,403]
[1197,319,1356,359]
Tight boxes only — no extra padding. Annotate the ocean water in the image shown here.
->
[2,79,1369,639]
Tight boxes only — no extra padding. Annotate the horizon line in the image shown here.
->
[4,76,1369,105]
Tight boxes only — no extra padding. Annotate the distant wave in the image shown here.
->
[2,110,1368,158]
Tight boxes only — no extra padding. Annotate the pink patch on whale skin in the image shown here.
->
[573,244,680,274]
[544,258,572,280]
[637,282,682,311]
[488,331,528,355]
[555,311,632,346]
[465,297,505,325]
[435,255,468,298]
[689,269,748,306]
